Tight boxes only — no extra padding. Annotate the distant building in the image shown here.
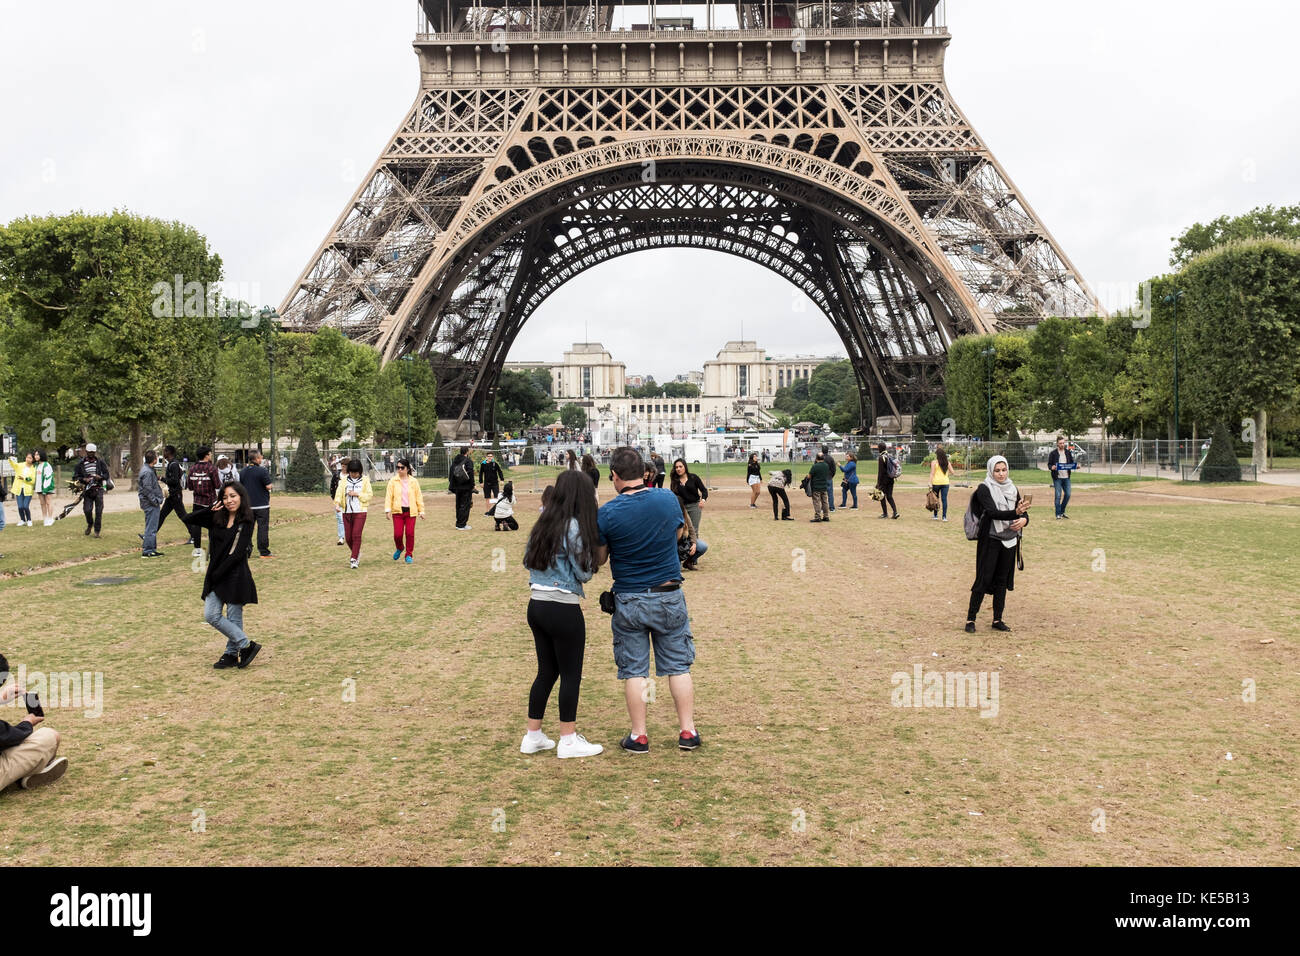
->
[504,340,844,436]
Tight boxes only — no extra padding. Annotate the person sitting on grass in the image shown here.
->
[0,652,70,793]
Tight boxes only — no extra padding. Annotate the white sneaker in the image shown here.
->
[520,732,556,754]
[192,547,203,557]
[456,525,472,531]
[349,558,358,569]
[557,734,604,759]
[44,518,54,526]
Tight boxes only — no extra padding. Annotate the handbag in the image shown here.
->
[925,489,939,513]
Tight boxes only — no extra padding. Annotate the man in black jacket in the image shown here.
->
[479,452,504,502]
[156,445,188,538]
[0,652,70,792]
[1047,436,1075,520]
[449,446,476,530]
[72,443,110,537]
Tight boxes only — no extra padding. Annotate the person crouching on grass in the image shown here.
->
[182,482,263,670]
[491,481,519,531]
[384,458,424,564]
[334,458,373,569]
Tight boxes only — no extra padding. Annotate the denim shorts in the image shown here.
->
[611,589,695,679]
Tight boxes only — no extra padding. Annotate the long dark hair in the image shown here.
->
[936,446,950,475]
[567,449,578,469]
[669,458,692,491]
[524,470,598,574]
[581,453,597,473]
[219,481,255,524]
[33,449,48,465]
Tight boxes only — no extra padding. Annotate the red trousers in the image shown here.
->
[343,511,367,560]
[392,511,416,557]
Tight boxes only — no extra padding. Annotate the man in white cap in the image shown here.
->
[72,443,111,538]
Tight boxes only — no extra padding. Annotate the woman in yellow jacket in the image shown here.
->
[7,452,37,527]
[929,444,952,522]
[383,457,425,564]
[332,458,373,569]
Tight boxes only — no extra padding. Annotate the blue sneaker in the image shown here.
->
[393,550,402,561]
[405,555,414,564]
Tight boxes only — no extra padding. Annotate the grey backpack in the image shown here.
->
[963,494,981,541]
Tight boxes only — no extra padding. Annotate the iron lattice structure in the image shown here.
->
[281,1,1100,433]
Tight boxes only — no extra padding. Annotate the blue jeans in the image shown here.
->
[1054,477,1071,517]
[336,510,345,540]
[611,589,695,679]
[840,483,858,508]
[15,493,32,523]
[204,592,250,656]
[0,499,5,530]
[932,484,949,518]
[141,501,159,551]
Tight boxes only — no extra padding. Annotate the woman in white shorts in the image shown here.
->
[746,453,763,508]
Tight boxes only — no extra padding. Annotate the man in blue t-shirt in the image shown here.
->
[595,447,701,754]
[239,451,274,557]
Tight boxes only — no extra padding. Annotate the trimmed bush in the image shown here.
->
[286,424,324,493]
[1200,422,1243,482]
[1003,429,1032,470]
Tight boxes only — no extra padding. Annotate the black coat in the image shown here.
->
[164,459,185,497]
[449,454,475,491]
[478,460,504,485]
[184,508,258,606]
[970,483,1028,595]
[876,454,894,488]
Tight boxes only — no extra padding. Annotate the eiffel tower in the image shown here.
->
[280,2,1100,435]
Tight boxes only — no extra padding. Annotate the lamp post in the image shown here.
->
[981,346,997,441]
[1163,290,1184,473]
[256,308,279,480]
[401,355,414,449]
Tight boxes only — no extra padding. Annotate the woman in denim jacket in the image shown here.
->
[519,470,603,759]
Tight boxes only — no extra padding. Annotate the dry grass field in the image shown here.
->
[1,468,1296,866]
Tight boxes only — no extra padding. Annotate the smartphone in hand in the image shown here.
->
[1021,494,1034,508]
[25,692,44,718]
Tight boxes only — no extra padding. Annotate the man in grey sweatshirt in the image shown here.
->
[138,451,166,557]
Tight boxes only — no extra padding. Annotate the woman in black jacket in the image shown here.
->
[581,453,601,499]
[670,458,709,534]
[746,453,763,508]
[966,456,1030,633]
[184,481,264,669]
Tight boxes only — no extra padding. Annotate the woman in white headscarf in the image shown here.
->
[966,455,1030,633]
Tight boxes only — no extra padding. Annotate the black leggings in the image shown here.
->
[879,484,897,516]
[769,485,790,518]
[527,599,586,723]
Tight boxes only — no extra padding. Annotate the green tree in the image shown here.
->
[304,327,379,451]
[375,357,438,446]
[1171,204,1300,268]
[559,403,588,431]
[1179,239,1300,473]
[495,368,553,433]
[662,381,701,398]
[914,397,950,436]
[286,422,324,492]
[944,334,1033,438]
[213,337,271,449]
[808,360,853,409]
[797,402,831,425]
[0,211,222,474]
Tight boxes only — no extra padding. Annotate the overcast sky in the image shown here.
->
[3,1,1297,381]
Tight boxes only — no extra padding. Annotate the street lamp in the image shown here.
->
[981,346,997,441]
[1163,290,1185,474]
[254,308,280,479]
[401,355,415,449]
